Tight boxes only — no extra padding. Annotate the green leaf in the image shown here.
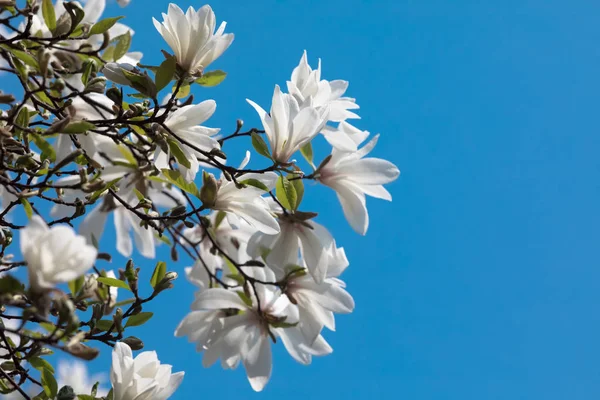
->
[195,70,227,87]
[96,277,131,291]
[158,169,200,197]
[20,198,33,219]
[251,132,272,160]
[63,121,96,134]
[150,261,166,288]
[112,31,131,62]
[214,210,227,228]
[236,291,253,308]
[116,145,137,166]
[300,141,314,165]
[172,82,190,99]
[42,0,56,33]
[114,298,135,307]
[42,367,58,399]
[0,274,23,293]
[94,319,114,331]
[155,233,172,246]
[30,357,55,373]
[289,176,304,209]
[121,68,156,98]
[81,60,94,86]
[29,133,56,162]
[167,139,191,169]
[276,175,297,211]
[155,55,176,92]
[240,178,269,192]
[10,48,38,69]
[68,276,85,296]
[125,312,153,328]
[89,16,124,36]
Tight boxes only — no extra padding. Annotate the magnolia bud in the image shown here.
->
[121,336,144,350]
[199,171,218,208]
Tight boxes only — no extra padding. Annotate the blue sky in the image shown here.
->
[6,0,600,398]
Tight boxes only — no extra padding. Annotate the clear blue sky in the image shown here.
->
[10,0,600,398]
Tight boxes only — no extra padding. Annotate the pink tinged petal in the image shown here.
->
[331,182,369,235]
[244,334,272,392]
[192,288,247,310]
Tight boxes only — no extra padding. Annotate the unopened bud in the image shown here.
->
[121,336,144,350]
[199,171,218,208]
[66,342,99,360]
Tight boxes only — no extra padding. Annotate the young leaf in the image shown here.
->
[90,16,124,36]
[29,357,55,373]
[300,141,314,165]
[240,178,269,192]
[42,367,58,399]
[63,121,96,134]
[125,312,153,328]
[276,175,297,211]
[251,132,272,160]
[94,319,114,331]
[158,169,201,198]
[10,49,38,69]
[96,277,131,291]
[29,133,56,162]
[172,82,190,99]
[112,31,131,62]
[150,261,167,288]
[167,139,191,169]
[68,276,85,296]
[42,0,56,33]
[289,176,304,208]
[155,55,176,92]
[195,70,227,87]
[20,198,33,219]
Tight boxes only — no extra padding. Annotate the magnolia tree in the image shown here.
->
[0,0,400,398]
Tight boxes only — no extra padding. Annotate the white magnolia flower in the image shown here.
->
[182,212,256,288]
[176,268,299,392]
[247,85,328,164]
[247,216,338,284]
[111,342,184,400]
[287,50,360,124]
[57,359,109,396]
[153,4,234,74]
[207,152,280,234]
[320,120,370,153]
[155,100,221,181]
[317,134,400,235]
[117,0,131,7]
[284,250,354,343]
[20,216,97,290]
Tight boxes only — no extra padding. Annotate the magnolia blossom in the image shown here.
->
[317,134,400,235]
[155,100,221,181]
[117,0,131,7]
[321,120,370,153]
[176,268,297,391]
[20,216,97,290]
[287,50,360,123]
[284,249,354,343]
[111,342,184,400]
[206,152,280,234]
[153,4,234,74]
[57,359,109,396]
[247,215,338,284]
[247,85,328,163]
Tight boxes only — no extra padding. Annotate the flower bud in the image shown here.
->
[121,336,144,350]
[199,171,218,208]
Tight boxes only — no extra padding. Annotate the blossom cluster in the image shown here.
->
[0,0,399,398]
